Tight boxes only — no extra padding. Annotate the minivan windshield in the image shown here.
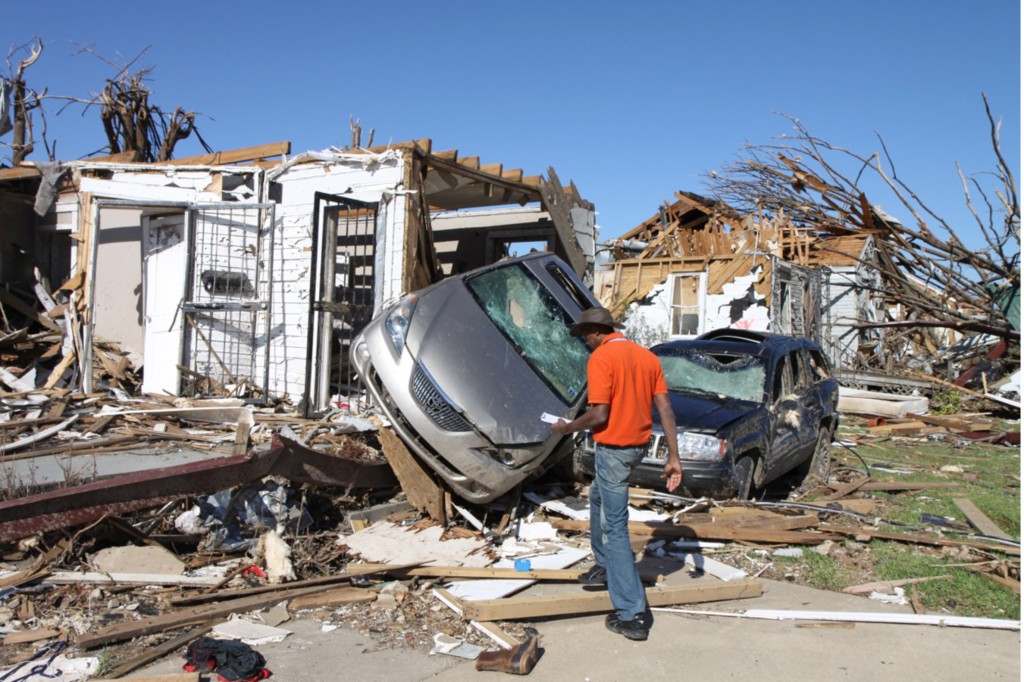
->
[466,263,589,403]
[656,348,766,403]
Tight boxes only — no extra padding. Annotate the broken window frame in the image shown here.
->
[668,271,707,338]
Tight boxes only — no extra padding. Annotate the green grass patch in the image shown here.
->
[812,424,1022,619]
[800,550,849,592]
[871,543,1019,619]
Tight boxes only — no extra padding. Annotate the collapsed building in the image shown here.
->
[0,140,597,412]
[594,190,1020,401]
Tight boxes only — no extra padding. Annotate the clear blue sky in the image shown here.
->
[6,1,1020,246]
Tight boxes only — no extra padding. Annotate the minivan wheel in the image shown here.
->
[734,456,756,500]
[571,446,593,484]
[800,428,832,487]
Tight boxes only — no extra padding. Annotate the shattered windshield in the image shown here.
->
[656,348,766,403]
[466,264,589,404]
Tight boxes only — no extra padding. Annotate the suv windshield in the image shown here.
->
[657,348,766,403]
[466,263,589,403]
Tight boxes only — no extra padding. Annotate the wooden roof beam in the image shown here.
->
[169,141,291,166]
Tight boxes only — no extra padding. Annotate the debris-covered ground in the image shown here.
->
[0,383,1019,679]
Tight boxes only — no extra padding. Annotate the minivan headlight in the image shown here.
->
[677,432,726,461]
[384,295,418,357]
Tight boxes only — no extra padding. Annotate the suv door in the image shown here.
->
[767,352,806,478]
[789,348,824,467]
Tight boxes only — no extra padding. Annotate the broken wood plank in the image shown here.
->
[827,481,960,492]
[169,562,421,606]
[818,477,870,502]
[356,563,664,583]
[981,573,1021,595]
[46,571,221,587]
[0,629,62,645]
[167,142,290,166]
[0,415,79,454]
[953,498,1014,541]
[461,579,763,621]
[820,525,1020,556]
[289,586,377,610]
[377,427,446,522]
[76,581,372,649]
[90,671,199,675]
[842,575,952,595]
[548,518,835,544]
[97,623,216,679]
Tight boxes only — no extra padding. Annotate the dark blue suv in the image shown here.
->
[574,329,839,499]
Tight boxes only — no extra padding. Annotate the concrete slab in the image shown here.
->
[123,577,1020,682]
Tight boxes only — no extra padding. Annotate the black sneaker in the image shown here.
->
[577,565,607,586]
[605,613,649,641]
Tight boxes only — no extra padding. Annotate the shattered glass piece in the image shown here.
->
[659,349,766,402]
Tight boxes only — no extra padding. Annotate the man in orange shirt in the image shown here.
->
[552,307,681,641]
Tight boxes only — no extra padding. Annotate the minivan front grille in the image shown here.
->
[411,364,472,432]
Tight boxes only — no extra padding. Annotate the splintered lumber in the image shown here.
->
[953,498,1014,541]
[981,573,1021,595]
[355,563,664,582]
[46,572,220,587]
[377,427,446,522]
[460,579,763,621]
[0,414,78,454]
[91,675,199,682]
[820,525,1020,556]
[76,581,376,648]
[548,518,834,544]
[97,623,216,679]
[827,481,960,493]
[710,513,820,531]
[842,575,953,595]
[818,477,870,502]
[0,629,62,645]
[289,586,377,610]
[170,562,420,606]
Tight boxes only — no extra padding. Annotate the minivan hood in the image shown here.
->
[405,283,576,449]
[657,392,756,433]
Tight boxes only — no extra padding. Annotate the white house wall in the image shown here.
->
[268,154,405,403]
[623,271,768,346]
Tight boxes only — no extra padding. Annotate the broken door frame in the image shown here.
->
[305,192,379,416]
[83,199,190,393]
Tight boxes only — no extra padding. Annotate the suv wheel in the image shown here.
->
[734,456,756,500]
[800,428,832,487]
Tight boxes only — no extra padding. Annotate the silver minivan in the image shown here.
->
[351,253,599,503]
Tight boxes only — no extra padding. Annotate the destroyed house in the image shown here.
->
[0,140,596,413]
[593,192,886,369]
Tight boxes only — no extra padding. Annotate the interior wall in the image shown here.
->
[94,207,145,361]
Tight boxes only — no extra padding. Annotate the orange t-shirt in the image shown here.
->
[587,332,668,446]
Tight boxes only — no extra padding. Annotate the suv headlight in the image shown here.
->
[384,295,418,357]
[677,432,726,461]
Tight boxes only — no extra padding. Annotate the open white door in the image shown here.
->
[141,213,188,395]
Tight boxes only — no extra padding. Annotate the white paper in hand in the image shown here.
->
[540,412,562,424]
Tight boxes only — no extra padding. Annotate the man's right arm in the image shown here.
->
[551,403,609,435]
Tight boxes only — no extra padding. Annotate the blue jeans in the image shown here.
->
[590,443,647,621]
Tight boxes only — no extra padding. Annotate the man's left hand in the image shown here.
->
[662,460,682,493]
